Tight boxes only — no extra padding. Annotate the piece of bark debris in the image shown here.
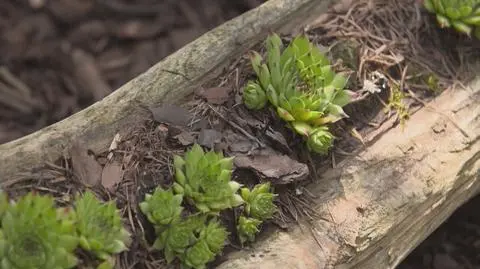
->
[265,128,291,153]
[101,161,123,191]
[197,128,223,148]
[174,131,196,146]
[196,87,232,105]
[70,141,102,186]
[149,104,192,127]
[234,149,309,184]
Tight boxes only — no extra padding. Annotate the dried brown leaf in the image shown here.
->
[174,131,195,146]
[149,105,191,127]
[197,87,232,105]
[234,148,309,185]
[197,129,223,148]
[101,161,123,190]
[70,141,102,186]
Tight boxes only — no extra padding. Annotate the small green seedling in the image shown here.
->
[236,182,277,245]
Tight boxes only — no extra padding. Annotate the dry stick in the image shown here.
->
[207,105,266,148]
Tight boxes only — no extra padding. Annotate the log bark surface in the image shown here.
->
[0,0,335,181]
[217,78,480,269]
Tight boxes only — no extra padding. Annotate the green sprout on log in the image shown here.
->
[240,182,277,221]
[423,0,480,38]
[73,191,131,269]
[0,192,78,269]
[236,216,262,245]
[173,144,244,213]
[236,182,277,245]
[243,33,352,155]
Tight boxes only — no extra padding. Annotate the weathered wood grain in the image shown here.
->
[217,77,480,269]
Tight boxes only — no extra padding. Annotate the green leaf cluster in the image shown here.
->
[424,0,480,38]
[0,190,130,269]
[140,187,228,269]
[236,183,277,245]
[242,33,352,155]
[140,144,280,268]
[73,191,131,269]
[173,144,244,213]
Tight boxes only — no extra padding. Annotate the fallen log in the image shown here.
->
[218,78,480,269]
[0,0,336,181]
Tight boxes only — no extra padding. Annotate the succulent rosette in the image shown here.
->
[240,183,277,221]
[243,80,267,110]
[236,216,262,244]
[306,126,335,155]
[243,33,352,155]
[153,215,206,263]
[182,219,228,269]
[173,144,244,213]
[139,187,183,227]
[73,191,131,269]
[424,0,480,38]
[0,192,78,269]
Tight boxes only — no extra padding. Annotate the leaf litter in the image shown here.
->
[2,0,480,268]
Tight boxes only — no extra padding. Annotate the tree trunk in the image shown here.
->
[0,0,336,181]
[217,78,480,269]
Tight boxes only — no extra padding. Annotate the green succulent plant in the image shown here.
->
[424,0,480,38]
[139,187,184,227]
[173,144,244,213]
[236,216,262,245]
[73,191,131,269]
[240,183,277,221]
[182,219,228,269]
[0,192,78,269]
[306,125,336,155]
[243,80,268,110]
[242,33,351,155]
[153,214,206,264]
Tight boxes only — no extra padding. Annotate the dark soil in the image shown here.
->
[1,0,480,269]
[0,0,265,144]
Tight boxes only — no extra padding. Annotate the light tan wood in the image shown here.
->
[217,77,480,269]
[0,0,336,181]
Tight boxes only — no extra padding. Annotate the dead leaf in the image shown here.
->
[149,105,192,127]
[197,129,223,148]
[101,162,123,190]
[197,87,232,105]
[70,140,102,186]
[174,131,195,146]
[234,148,309,184]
